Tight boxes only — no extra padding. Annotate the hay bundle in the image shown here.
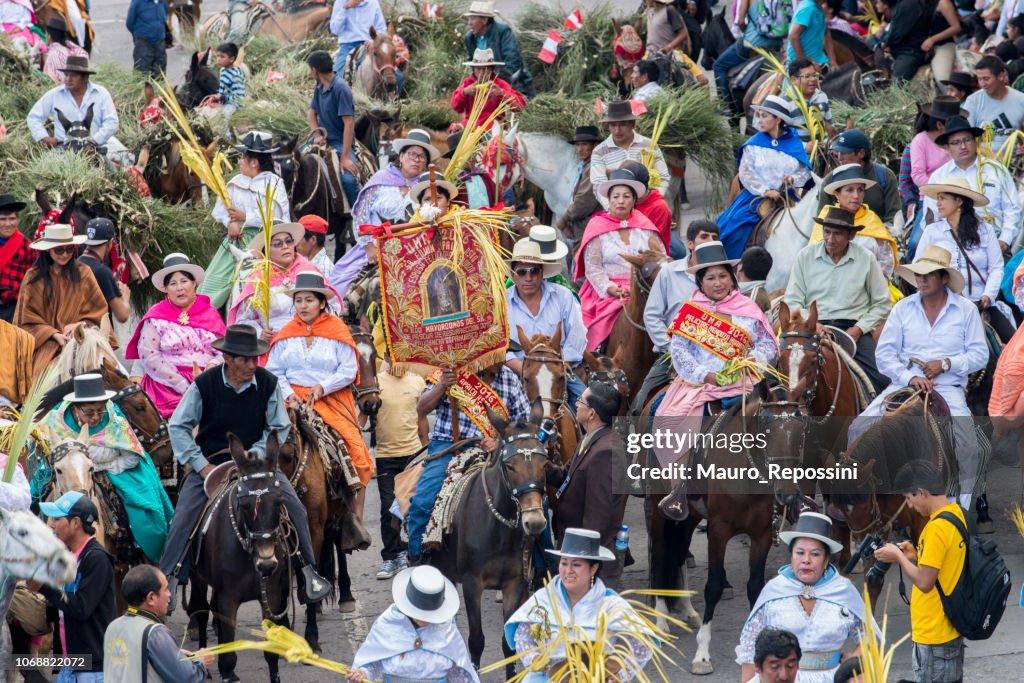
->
[832,80,932,172]
[392,2,469,101]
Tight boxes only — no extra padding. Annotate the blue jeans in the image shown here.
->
[669,233,685,260]
[406,439,455,558]
[566,375,586,415]
[712,39,751,110]
[56,671,103,683]
[334,40,363,74]
[328,145,361,207]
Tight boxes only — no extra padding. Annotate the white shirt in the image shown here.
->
[924,158,1020,245]
[506,281,586,364]
[307,248,334,278]
[27,82,119,145]
[876,289,988,389]
[917,218,1002,302]
[265,335,358,401]
[633,81,663,102]
[211,172,291,228]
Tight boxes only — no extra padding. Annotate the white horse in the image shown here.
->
[0,509,76,680]
[519,132,579,219]
[762,176,822,292]
[54,324,125,383]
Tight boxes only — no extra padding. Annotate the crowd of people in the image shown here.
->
[5,0,1024,680]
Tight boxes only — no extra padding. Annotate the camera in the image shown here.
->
[843,534,893,580]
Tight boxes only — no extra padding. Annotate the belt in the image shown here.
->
[382,676,447,683]
[799,649,842,671]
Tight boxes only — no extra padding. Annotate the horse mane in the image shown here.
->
[56,327,119,382]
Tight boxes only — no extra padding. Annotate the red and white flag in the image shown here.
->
[538,30,563,64]
[564,8,584,30]
[422,2,441,18]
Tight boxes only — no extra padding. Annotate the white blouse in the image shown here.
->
[583,227,656,296]
[854,234,895,280]
[265,335,358,400]
[739,144,813,197]
[211,172,291,229]
[352,184,415,227]
[670,309,777,384]
[917,218,1002,302]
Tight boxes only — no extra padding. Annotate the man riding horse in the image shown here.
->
[161,325,331,610]
[26,55,118,153]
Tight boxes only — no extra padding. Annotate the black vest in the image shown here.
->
[194,366,277,463]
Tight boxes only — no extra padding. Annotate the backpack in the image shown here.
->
[752,0,793,40]
[871,161,890,192]
[933,509,1011,640]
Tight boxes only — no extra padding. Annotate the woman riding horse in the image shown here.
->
[717,95,813,259]
[265,271,374,520]
[575,168,663,352]
[125,253,225,419]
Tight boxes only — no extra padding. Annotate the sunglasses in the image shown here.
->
[270,237,295,248]
[51,246,76,255]
[74,406,105,418]
[514,265,542,277]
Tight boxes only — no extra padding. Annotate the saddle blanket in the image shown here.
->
[420,447,486,553]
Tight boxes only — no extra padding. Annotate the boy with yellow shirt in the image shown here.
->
[874,461,966,683]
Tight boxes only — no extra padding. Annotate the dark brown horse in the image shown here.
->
[186,433,291,683]
[144,140,209,206]
[582,348,631,417]
[428,398,548,678]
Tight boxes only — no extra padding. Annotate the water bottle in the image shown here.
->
[615,525,629,561]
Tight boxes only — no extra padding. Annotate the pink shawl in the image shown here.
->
[125,295,225,360]
[655,289,777,420]
[227,254,338,324]
[574,211,661,350]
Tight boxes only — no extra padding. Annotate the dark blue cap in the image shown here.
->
[832,129,870,153]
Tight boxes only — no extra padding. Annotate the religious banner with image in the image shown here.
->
[374,212,510,375]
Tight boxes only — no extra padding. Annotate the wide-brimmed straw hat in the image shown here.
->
[247,221,305,255]
[546,528,616,562]
[529,224,569,261]
[507,239,561,279]
[921,95,967,121]
[749,95,797,125]
[919,177,989,207]
[235,130,279,155]
[823,163,877,196]
[463,48,504,68]
[813,206,862,232]
[212,324,270,356]
[409,172,458,203]
[934,116,984,146]
[392,566,460,623]
[284,271,336,300]
[778,512,843,555]
[601,100,637,123]
[392,129,441,162]
[59,55,96,75]
[895,244,965,294]
[686,240,739,274]
[31,223,85,251]
[63,373,116,404]
[463,0,496,17]
[152,252,206,292]
[596,168,646,200]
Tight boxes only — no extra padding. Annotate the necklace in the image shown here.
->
[801,584,815,600]
[176,301,194,325]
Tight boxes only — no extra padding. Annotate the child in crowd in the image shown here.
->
[214,41,247,115]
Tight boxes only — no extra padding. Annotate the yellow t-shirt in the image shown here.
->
[911,503,967,644]
[375,370,427,458]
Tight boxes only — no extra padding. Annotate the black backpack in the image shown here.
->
[933,509,1011,640]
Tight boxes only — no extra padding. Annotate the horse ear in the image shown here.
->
[190,51,199,70]
[486,407,508,438]
[846,117,854,130]
[73,324,86,344]
[193,361,202,378]
[387,22,395,37]
[228,432,247,468]
[808,300,819,326]
[516,325,531,351]
[77,421,90,445]
[35,188,51,215]
[611,345,625,368]
[778,301,791,329]
[550,321,563,349]
[582,350,597,371]
[529,396,544,426]
[621,253,643,268]
[265,431,280,471]
[369,25,377,40]
[648,234,661,253]
[82,103,95,130]
[55,108,71,131]
[612,18,621,35]
[137,144,151,169]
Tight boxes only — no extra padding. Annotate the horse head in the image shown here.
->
[347,318,382,416]
[582,349,629,416]
[774,301,822,407]
[50,426,94,500]
[228,431,284,576]
[485,396,549,537]
[182,49,219,108]
[517,323,568,423]
[56,324,119,383]
[98,360,172,466]
[621,237,670,296]
[0,508,75,587]
[56,105,97,154]
[365,25,398,99]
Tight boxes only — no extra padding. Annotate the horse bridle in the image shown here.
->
[228,471,281,553]
[110,383,171,455]
[347,328,381,401]
[767,330,823,411]
[482,432,548,530]
[617,256,670,332]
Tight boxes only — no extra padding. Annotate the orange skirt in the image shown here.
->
[990,325,1024,416]
[292,385,375,486]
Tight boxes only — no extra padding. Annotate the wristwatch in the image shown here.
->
[941,359,951,373]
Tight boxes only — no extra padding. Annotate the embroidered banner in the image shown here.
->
[377,223,508,373]
[667,302,751,361]
[427,369,508,438]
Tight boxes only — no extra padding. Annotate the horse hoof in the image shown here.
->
[338,598,357,613]
[307,639,321,653]
[684,612,702,630]
[691,660,714,675]
[686,551,696,569]
[494,590,503,603]
[188,626,200,642]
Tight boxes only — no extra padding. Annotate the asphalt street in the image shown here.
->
[85,1,1024,680]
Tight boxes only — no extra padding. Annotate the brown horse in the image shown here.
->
[349,26,399,102]
[428,398,548,678]
[517,323,578,468]
[143,140,210,206]
[604,241,670,407]
[168,0,202,46]
[582,348,631,416]
[253,3,330,41]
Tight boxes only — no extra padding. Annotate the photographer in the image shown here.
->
[874,460,967,683]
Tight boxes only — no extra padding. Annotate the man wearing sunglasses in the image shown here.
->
[504,237,587,412]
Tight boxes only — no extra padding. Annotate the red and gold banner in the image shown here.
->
[427,369,508,438]
[376,218,508,374]
[668,302,751,361]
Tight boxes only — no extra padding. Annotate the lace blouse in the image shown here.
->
[136,318,222,395]
[583,228,653,296]
[856,235,896,280]
[264,335,358,401]
[670,310,777,384]
[739,145,813,197]
[352,184,414,227]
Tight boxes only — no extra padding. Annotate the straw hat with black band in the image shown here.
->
[392,129,441,162]
[918,177,989,207]
[392,566,460,623]
[463,0,496,17]
[247,220,305,256]
[749,95,797,125]
[813,206,862,232]
[63,373,116,403]
[895,244,965,294]
[235,130,279,155]
[31,224,86,251]
[529,224,569,262]
[409,172,458,204]
[934,116,984,146]
[545,528,616,562]
[463,48,504,68]
[507,239,561,279]
[284,271,337,300]
[822,163,877,196]
[152,253,206,292]
[778,512,843,554]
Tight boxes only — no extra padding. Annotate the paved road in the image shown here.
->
[87,2,1024,681]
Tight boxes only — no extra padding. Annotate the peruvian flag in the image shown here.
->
[422,2,440,18]
[564,8,584,30]
[538,30,563,64]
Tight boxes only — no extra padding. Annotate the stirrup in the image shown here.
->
[302,565,333,602]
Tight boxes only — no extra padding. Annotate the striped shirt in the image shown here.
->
[424,366,530,442]
[897,143,917,206]
[589,132,671,209]
[783,88,832,143]
[219,66,246,106]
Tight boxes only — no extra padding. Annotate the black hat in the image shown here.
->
[235,131,279,155]
[212,324,270,356]
[686,240,739,274]
[0,194,26,214]
[813,205,861,231]
[63,373,116,403]
[83,217,115,245]
[59,55,96,75]
[941,72,979,92]
[573,125,601,143]
[934,116,984,146]
[45,15,67,32]
[442,130,463,159]
[601,100,637,123]
[921,95,967,121]
[545,528,615,561]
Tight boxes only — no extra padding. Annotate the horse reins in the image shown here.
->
[480,432,548,530]
[110,383,171,455]
[616,256,669,332]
